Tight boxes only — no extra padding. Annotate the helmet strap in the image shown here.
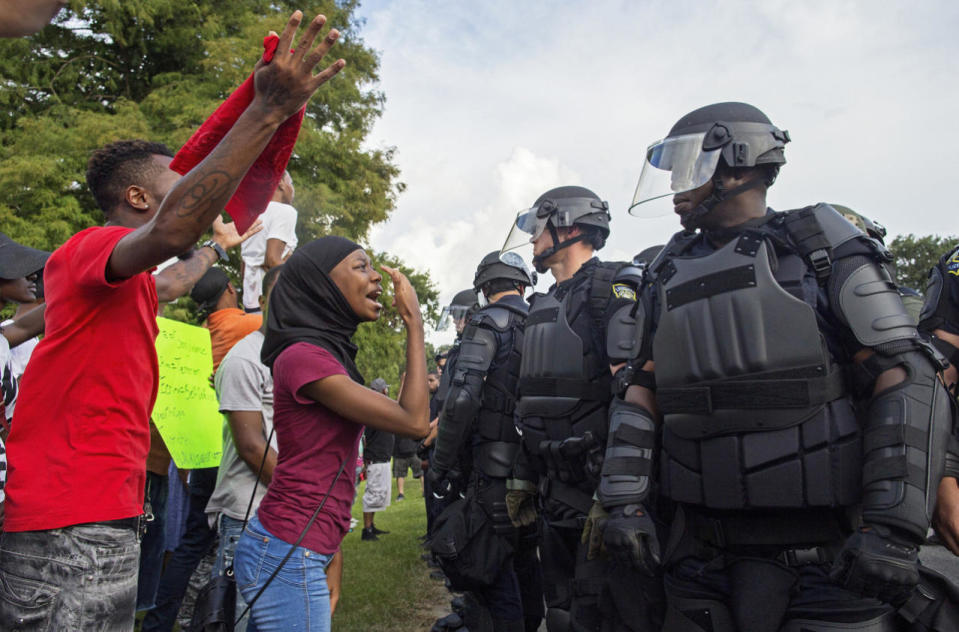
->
[680,175,767,230]
[532,222,588,272]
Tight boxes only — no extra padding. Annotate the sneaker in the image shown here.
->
[429,569,446,581]
[397,493,405,501]
[361,527,379,541]
[371,524,390,535]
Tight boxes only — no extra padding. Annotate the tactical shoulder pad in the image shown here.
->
[832,256,917,349]
[456,323,498,374]
[807,203,862,251]
[607,302,640,361]
[474,303,524,331]
[612,263,644,288]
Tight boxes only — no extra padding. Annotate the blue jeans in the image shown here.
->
[136,471,169,611]
[214,514,251,632]
[234,515,334,632]
[142,467,217,632]
[0,522,140,631]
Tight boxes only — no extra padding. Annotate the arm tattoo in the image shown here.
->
[156,247,218,302]
[175,170,240,220]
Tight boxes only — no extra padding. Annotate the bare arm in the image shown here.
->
[226,410,277,484]
[154,217,261,303]
[264,238,289,269]
[300,266,429,438]
[326,549,343,616]
[106,12,345,282]
[1,303,45,347]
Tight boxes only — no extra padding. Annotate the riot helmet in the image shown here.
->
[436,288,478,333]
[501,185,611,273]
[473,250,536,298]
[830,203,887,244]
[630,102,789,229]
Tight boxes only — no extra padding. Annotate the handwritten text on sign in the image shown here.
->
[153,317,222,468]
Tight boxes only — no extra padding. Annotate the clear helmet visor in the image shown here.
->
[436,304,471,331]
[500,208,549,258]
[628,132,721,217]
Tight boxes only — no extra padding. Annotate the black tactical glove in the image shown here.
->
[428,468,460,500]
[830,524,920,605]
[602,504,661,576]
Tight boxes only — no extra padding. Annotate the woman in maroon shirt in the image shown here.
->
[234,236,429,631]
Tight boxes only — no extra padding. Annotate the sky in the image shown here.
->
[354,0,959,345]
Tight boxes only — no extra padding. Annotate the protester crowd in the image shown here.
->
[3,5,959,632]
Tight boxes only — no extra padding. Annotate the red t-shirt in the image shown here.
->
[5,226,159,532]
[257,343,363,555]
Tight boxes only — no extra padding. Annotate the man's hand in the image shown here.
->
[212,215,262,251]
[934,477,959,555]
[603,505,660,576]
[505,480,538,527]
[582,501,609,560]
[830,525,920,605]
[251,11,347,125]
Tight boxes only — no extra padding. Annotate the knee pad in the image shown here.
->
[663,597,735,632]
[779,610,899,632]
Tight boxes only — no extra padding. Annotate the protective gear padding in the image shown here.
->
[832,257,918,348]
[859,349,953,541]
[598,398,656,508]
[651,236,860,510]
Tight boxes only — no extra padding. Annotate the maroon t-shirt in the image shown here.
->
[257,343,363,554]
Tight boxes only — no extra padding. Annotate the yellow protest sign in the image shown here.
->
[153,317,222,468]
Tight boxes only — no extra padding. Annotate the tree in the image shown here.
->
[887,234,958,291]
[0,0,403,251]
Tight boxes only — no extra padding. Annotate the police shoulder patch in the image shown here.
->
[947,247,959,277]
[611,283,637,301]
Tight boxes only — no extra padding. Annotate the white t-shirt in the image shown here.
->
[240,201,298,310]
[0,335,10,502]
[0,319,38,381]
[206,330,276,521]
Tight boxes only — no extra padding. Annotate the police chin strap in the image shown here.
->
[531,222,589,273]
[679,176,768,231]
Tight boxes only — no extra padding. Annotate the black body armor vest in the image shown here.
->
[469,303,527,478]
[516,261,620,497]
[651,231,861,511]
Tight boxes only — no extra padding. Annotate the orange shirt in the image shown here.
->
[207,308,262,371]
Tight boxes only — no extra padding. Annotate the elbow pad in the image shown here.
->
[861,350,954,542]
[598,397,656,510]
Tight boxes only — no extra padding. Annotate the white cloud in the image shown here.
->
[359,0,959,332]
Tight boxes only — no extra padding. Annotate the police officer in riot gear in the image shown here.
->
[429,251,544,632]
[597,101,954,632]
[425,288,482,540]
[502,186,657,632]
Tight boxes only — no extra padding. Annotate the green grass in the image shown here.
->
[335,476,449,631]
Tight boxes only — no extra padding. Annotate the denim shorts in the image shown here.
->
[234,515,333,632]
[0,522,139,631]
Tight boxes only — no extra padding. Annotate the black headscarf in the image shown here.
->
[261,236,365,383]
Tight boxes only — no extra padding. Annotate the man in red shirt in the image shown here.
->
[0,11,346,630]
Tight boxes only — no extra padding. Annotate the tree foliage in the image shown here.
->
[0,0,403,251]
[887,234,958,291]
[1,1,436,378]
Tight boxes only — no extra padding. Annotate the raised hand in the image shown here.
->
[212,215,262,250]
[381,265,422,327]
[252,11,347,124]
